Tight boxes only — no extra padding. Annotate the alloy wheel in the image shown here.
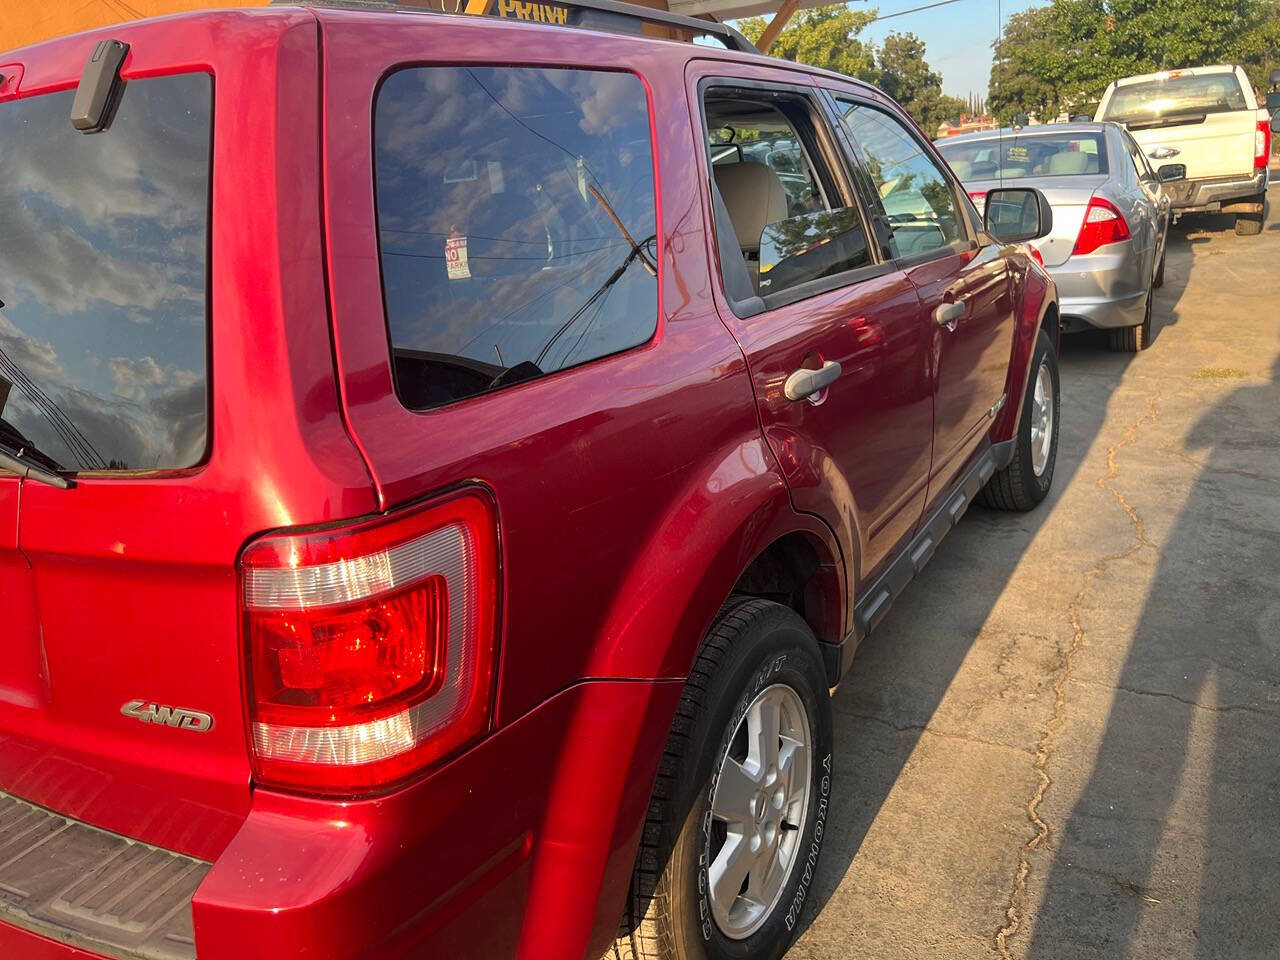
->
[707,683,812,940]
[1030,359,1055,477]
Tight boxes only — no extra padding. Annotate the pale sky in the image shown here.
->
[858,0,1043,99]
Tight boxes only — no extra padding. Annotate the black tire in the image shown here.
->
[1235,212,1264,236]
[1235,193,1266,236]
[1108,285,1152,352]
[611,598,834,960]
[978,329,1060,512]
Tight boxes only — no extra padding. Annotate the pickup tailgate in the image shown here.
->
[1128,110,1256,180]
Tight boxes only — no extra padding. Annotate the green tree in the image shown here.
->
[738,5,878,80]
[874,31,968,134]
[989,0,1280,123]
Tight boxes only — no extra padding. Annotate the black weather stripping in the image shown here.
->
[70,39,129,133]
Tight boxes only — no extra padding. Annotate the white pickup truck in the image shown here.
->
[1095,65,1271,235]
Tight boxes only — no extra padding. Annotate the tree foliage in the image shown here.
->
[738,8,969,133]
[989,0,1280,123]
[739,6,878,81]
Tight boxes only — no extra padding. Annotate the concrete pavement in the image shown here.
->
[789,186,1280,960]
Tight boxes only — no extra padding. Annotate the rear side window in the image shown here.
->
[374,67,657,411]
[0,74,211,473]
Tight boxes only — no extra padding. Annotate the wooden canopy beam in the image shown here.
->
[756,0,800,53]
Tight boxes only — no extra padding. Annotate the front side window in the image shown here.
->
[374,67,657,411]
[0,74,211,473]
[703,89,871,300]
[834,99,964,259]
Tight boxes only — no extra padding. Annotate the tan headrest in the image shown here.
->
[714,162,788,253]
[1048,151,1090,175]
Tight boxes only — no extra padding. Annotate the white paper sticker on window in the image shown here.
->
[445,233,470,280]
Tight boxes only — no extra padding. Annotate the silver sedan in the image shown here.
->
[936,122,1172,351]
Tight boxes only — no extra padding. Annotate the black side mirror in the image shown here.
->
[983,187,1053,243]
[1271,109,1280,135]
[1158,163,1187,183]
[1270,67,1280,86]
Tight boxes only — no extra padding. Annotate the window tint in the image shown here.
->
[937,133,1108,180]
[703,90,870,300]
[1122,133,1153,182]
[0,74,211,473]
[374,67,657,411]
[834,99,963,258]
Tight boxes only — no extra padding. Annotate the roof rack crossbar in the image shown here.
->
[273,0,760,55]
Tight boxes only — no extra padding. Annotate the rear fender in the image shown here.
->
[583,435,846,680]
[992,259,1057,443]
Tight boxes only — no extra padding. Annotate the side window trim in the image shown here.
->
[821,87,979,266]
[694,74,884,320]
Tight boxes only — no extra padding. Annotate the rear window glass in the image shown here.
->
[0,73,211,473]
[937,134,1108,181]
[374,67,658,411]
[1102,73,1248,124]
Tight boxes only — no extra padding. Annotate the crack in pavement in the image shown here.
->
[1066,675,1278,719]
[993,389,1162,958]
[831,707,1036,755]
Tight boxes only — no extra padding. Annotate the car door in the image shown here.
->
[824,90,1016,507]
[1120,128,1169,277]
[690,61,934,590]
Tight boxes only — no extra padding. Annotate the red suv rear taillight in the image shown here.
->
[240,490,498,794]
[1256,118,1271,170]
[1072,196,1131,257]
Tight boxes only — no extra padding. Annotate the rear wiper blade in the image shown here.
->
[0,442,74,489]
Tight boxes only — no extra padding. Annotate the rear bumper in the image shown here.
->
[1048,242,1149,330]
[1,679,682,960]
[1164,170,1267,213]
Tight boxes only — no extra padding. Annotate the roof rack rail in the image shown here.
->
[273,0,761,55]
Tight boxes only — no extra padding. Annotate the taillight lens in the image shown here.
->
[1029,246,1045,268]
[1072,197,1130,257]
[1256,119,1271,170]
[969,190,987,212]
[241,490,498,794]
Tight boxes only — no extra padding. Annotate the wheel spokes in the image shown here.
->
[708,830,755,917]
[712,757,759,825]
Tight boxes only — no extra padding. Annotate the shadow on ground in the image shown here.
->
[789,223,1200,948]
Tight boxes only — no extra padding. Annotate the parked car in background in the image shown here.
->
[1095,65,1271,236]
[937,122,1171,351]
[0,4,1060,959]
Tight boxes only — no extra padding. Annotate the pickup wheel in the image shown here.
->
[1235,213,1264,235]
[611,598,833,960]
[979,328,1059,512]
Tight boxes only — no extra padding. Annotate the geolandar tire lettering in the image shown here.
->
[613,597,835,960]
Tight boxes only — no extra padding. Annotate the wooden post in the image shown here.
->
[756,0,801,54]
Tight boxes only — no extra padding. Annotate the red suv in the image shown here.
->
[0,4,1058,959]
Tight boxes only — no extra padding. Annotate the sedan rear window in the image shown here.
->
[937,134,1108,180]
[1102,73,1248,124]
[373,67,657,411]
[0,73,211,473]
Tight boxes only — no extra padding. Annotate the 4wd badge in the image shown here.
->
[121,699,214,733]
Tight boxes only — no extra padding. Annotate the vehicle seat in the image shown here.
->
[1048,152,1090,175]
[714,162,788,291]
[948,160,973,179]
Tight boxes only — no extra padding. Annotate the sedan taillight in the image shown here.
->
[1072,197,1131,257]
[241,490,498,794]
[1256,119,1271,170]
